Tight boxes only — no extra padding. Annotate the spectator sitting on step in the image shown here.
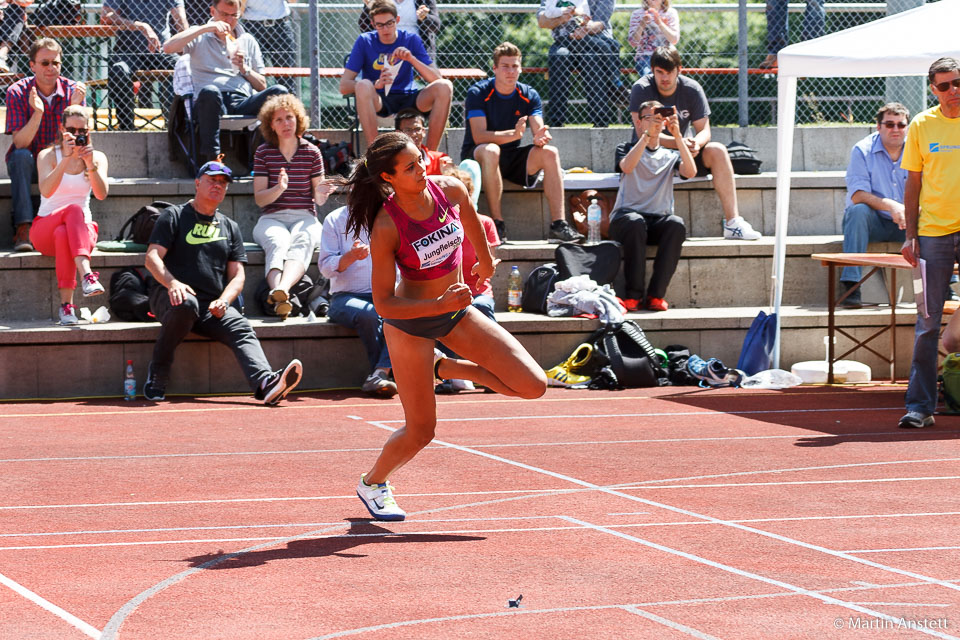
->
[31,105,109,325]
[5,37,86,252]
[0,1,29,73]
[162,0,288,165]
[435,194,501,393]
[339,0,452,150]
[627,0,679,76]
[839,102,910,309]
[143,160,303,404]
[102,0,187,131]
[358,0,441,60]
[613,101,691,312]
[460,41,584,244]
[628,45,761,241]
[252,93,333,320]
[318,204,398,398]
[394,107,482,206]
[537,0,620,128]
[241,0,299,95]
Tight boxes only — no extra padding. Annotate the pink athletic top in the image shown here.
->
[383,178,464,281]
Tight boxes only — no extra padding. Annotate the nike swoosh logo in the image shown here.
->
[372,497,384,510]
[185,232,227,245]
[438,207,448,223]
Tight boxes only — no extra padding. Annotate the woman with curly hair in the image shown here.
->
[252,93,333,319]
[346,131,546,521]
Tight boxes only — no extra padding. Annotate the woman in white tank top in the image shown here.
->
[30,105,109,325]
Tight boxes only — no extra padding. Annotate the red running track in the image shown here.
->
[1,386,960,639]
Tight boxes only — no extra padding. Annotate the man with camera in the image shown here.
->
[5,37,85,251]
[628,45,761,241]
[612,100,693,312]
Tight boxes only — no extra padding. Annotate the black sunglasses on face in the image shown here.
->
[934,78,960,92]
[65,127,88,135]
[881,122,907,129]
[34,59,61,67]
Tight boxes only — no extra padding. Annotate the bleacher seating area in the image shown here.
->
[0,124,924,399]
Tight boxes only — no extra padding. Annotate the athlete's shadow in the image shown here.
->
[183,519,485,570]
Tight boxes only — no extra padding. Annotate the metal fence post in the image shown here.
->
[737,0,748,126]
[309,0,320,127]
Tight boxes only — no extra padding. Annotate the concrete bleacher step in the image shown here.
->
[0,305,919,400]
[0,237,909,323]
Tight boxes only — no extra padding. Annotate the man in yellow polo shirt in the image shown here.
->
[899,57,960,428]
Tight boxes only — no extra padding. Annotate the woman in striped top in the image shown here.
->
[253,94,334,319]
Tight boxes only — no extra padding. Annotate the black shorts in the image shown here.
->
[499,144,543,188]
[384,307,469,339]
[376,91,421,117]
[694,152,712,178]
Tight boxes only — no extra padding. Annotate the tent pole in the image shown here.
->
[773,75,797,369]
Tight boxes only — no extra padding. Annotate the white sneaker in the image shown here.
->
[59,302,79,325]
[450,379,474,391]
[356,474,406,521]
[361,369,397,397]
[723,216,762,240]
[433,348,447,381]
[81,271,105,297]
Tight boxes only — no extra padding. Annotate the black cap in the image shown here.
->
[196,160,233,181]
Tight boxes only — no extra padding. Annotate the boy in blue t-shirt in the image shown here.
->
[340,0,452,150]
[460,42,583,244]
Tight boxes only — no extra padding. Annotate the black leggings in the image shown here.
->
[608,209,686,300]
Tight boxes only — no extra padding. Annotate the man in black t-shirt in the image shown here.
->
[460,42,583,244]
[628,46,762,241]
[143,161,303,403]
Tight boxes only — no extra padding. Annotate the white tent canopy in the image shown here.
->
[772,0,960,366]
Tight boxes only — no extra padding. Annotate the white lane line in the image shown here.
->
[379,406,905,423]
[632,476,960,489]
[561,517,960,640]
[0,447,389,464]
[0,571,101,638]
[846,546,960,554]
[359,420,960,597]
[621,605,723,640]
[0,488,580,511]
[469,432,960,448]
[850,602,952,607]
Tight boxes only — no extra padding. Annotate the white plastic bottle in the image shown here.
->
[124,360,136,401]
[507,266,523,312]
[586,199,601,244]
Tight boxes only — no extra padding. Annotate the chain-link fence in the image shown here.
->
[0,1,931,131]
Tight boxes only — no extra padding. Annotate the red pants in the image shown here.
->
[30,204,98,289]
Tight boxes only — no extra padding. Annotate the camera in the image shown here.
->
[654,106,675,118]
[74,132,87,147]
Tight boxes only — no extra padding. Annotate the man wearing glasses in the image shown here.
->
[143,160,303,404]
[5,38,86,251]
[340,0,452,150]
[163,0,287,165]
[899,57,960,429]
[838,102,910,308]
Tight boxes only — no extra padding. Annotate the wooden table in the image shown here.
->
[811,252,912,383]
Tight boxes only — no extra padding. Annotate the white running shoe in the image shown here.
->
[59,302,79,325]
[361,369,397,397]
[356,474,406,521]
[81,271,105,297]
[723,216,762,240]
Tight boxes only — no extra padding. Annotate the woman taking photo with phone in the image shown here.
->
[30,105,109,325]
[346,131,546,521]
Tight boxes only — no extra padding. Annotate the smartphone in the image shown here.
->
[75,133,87,147]
[654,106,674,118]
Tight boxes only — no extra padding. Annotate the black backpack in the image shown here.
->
[116,201,175,245]
[108,267,157,322]
[521,263,559,314]
[597,320,666,388]
[304,133,354,178]
[555,241,622,285]
[726,141,762,175]
[254,274,330,318]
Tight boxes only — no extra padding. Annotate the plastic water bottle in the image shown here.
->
[587,199,602,244]
[507,266,523,312]
[124,360,136,401]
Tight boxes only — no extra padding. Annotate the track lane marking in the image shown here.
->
[562,517,960,640]
[0,571,101,638]
[622,605,722,639]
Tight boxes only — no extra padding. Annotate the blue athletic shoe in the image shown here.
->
[686,355,742,387]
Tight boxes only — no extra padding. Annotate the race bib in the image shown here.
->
[411,221,463,269]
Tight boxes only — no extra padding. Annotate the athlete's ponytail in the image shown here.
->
[345,132,412,238]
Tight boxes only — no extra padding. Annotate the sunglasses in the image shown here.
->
[373,18,396,29]
[65,127,88,135]
[214,7,239,18]
[880,121,907,129]
[33,59,61,67]
[933,78,960,92]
